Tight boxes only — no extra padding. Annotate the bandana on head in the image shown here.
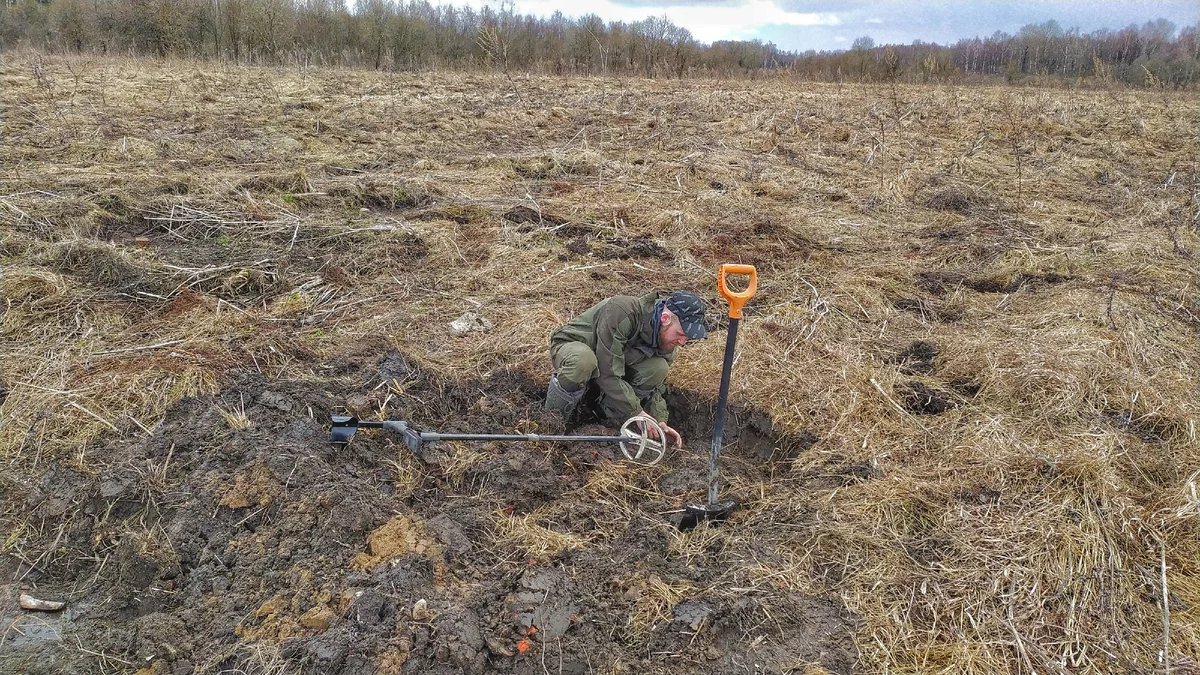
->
[663,291,708,341]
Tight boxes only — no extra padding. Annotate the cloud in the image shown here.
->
[468,0,840,43]
[605,0,739,5]
[463,0,1198,52]
[771,0,1199,51]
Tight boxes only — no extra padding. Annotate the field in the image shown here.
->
[2,52,1199,674]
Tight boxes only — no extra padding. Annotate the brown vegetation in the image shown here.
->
[1,0,1197,86]
[1,53,1199,674]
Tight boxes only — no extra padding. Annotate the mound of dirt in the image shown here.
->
[0,351,856,675]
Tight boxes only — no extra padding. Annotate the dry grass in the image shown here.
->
[437,441,485,486]
[2,50,1198,673]
[384,439,425,500]
[493,508,591,559]
[219,395,252,430]
[618,571,695,635]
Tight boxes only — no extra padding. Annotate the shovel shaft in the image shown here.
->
[708,316,740,504]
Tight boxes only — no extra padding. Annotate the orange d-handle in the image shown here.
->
[717,264,757,319]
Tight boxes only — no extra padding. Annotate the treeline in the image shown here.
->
[1,0,1197,87]
[831,21,1200,88]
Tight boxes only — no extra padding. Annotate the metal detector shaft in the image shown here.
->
[425,432,627,443]
[330,415,669,465]
[338,419,627,444]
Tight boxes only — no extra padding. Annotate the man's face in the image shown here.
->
[659,310,689,351]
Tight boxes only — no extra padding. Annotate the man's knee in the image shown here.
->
[552,343,598,388]
[628,357,669,390]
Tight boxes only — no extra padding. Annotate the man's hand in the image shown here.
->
[658,422,683,449]
[628,412,683,449]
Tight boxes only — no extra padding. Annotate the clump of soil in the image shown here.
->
[917,269,1074,295]
[42,240,172,297]
[414,204,490,224]
[899,381,957,415]
[348,181,432,209]
[502,205,565,226]
[892,296,936,319]
[352,515,446,584]
[237,171,310,193]
[665,388,818,463]
[892,340,938,374]
[689,208,819,264]
[561,234,674,261]
[948,377,982,398]
[926,188,974,213]
[953,483,1001,504]
[504,206,593,239]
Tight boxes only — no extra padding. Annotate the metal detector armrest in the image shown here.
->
[389,422,423,451]
[329,416,423,450]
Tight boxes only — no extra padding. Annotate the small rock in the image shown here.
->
[257,390,293,412]
[449,311,492,337]
[99,477,131,498]
[345,393,373,415]
[19,594,65,612]
[673,600,714,631]
[300,605,335,630]
[412,598,435,621]
[212,577,230,594]
[485,635,514,657]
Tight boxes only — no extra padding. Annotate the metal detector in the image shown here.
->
[330,414,669,466]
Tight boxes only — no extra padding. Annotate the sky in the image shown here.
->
[457,0,1199,52]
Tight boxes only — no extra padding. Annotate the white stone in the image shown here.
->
[449,311,493,337]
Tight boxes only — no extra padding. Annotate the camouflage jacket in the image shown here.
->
[550,293,675,421]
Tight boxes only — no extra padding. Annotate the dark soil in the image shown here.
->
[898,381,957,415]
[925,189,974,213]
[502,206,566,227]
[560,234,674,261]
[891,340,938,375]
[917,270,1074,296]
[0,350,857,675]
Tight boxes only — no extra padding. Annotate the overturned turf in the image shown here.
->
[2,350,856,674]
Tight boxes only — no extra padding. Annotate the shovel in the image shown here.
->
[679,264,758,530]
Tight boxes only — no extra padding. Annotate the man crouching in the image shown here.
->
[545,291,708,448]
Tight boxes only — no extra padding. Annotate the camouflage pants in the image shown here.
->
[550,342,668,420]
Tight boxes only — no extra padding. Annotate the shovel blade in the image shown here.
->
[677,499,738,531]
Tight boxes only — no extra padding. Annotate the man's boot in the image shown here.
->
[544,374,586,419]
